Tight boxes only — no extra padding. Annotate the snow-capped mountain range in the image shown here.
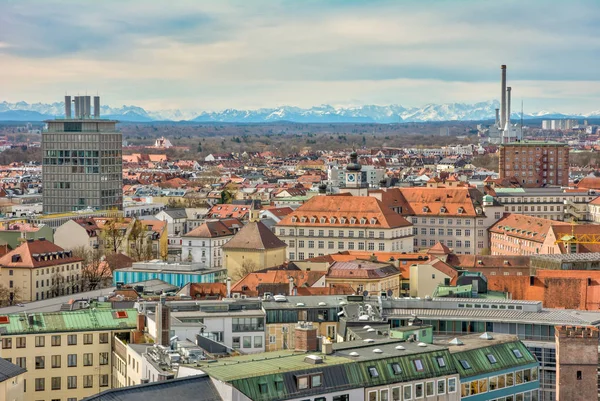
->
[1,100,598,123]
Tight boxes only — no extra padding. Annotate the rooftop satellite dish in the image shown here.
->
[362,290,369,297]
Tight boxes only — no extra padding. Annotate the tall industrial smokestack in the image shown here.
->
[93,96,100,118]
[74,96,81,119]
[84,96,91,118]
[506,87,512,130]
[500,65,507,129]
[495,108,500,126]
[65,96,72,119]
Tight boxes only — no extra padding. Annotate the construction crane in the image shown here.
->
[554,217,600,253]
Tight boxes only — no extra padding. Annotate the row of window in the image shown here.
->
[290,216,381,226]
[367,378,457,401]
[411,218,480,226]
[488,389,539,401]
[417,228,481,237]
[2,333,109,349]
[460,367,538,397]
[7,352,109,369]
[416,238,475,249]
[290,240,387,251]
[283,228,405,239]
[232,335,263,349]
[232,317,264,332]
[34,265,80,276]
[34,374,109,391]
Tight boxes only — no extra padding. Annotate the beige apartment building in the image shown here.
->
[0,239,83,303]
[0,308,139,401]
[372,187,502,255]
[493,188,594,221]
[277,195,414,261]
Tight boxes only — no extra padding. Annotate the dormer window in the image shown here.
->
[422,206,429,213]
[370,218,377,225]
[320,217,326,224]
[300,217,307,223]
[440,206,447,213]
[291,217,297,223]
[310,217,316,224]
[340,218,346,224]
[350,218,356,224]
[329,217,336,224]
[360,218,367,225]
[457,207,464,214]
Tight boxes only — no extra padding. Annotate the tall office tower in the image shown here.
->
[42,95,123,214]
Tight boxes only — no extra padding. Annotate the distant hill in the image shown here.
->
[0,100,594,123]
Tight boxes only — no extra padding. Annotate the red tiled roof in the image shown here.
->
[379,187,483,217]
[327,260,400,279]
[222,221,287,250]
[0,239,82,268]
[184,220,235,238]
[489,213,568,243]
[277,195,412,229]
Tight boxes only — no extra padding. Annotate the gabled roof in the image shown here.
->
[161,209,188,220]
[82,374,222,401]
[427,242,452,255]
[277,195,412,229]
[184,220,235,238]
[489,213,568,243]
[0,357,25,383]
[222,221,287,250]
[232,270,325,295]
[0,239,82,268]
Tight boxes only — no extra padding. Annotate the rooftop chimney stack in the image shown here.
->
[506,87,512,130]
[93,96,100,118]
[65,96,72,118]
[500,65,507,129]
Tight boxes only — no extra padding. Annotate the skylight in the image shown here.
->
[459,360,471,369]
[512,349,523,358]
[487,354,497,364]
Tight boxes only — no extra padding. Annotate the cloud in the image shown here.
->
[1,0,600,112]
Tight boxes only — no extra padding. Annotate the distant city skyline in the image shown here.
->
[1,0,600,113]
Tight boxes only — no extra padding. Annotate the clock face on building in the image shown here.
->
[347,174,356,182]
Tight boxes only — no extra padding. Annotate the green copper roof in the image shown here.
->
[449,337,536,378]
[197,350,352,382]
[493,188,526,193]
[0,309,138,335]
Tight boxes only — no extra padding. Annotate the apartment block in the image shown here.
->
[276,195,414,261]
[499,142,569,188]
[0,308,138,401]
[0,239,83,302]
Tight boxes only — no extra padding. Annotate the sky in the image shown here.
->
[1,0,600,113]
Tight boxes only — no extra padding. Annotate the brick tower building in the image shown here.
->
[555,325,599,401]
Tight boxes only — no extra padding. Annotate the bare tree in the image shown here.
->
[0,285,21,307]
[102,218,128,254]
[50,272,67,298]
[128,220,156,261]
[78,248,113,291]
[233,260,259,282]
